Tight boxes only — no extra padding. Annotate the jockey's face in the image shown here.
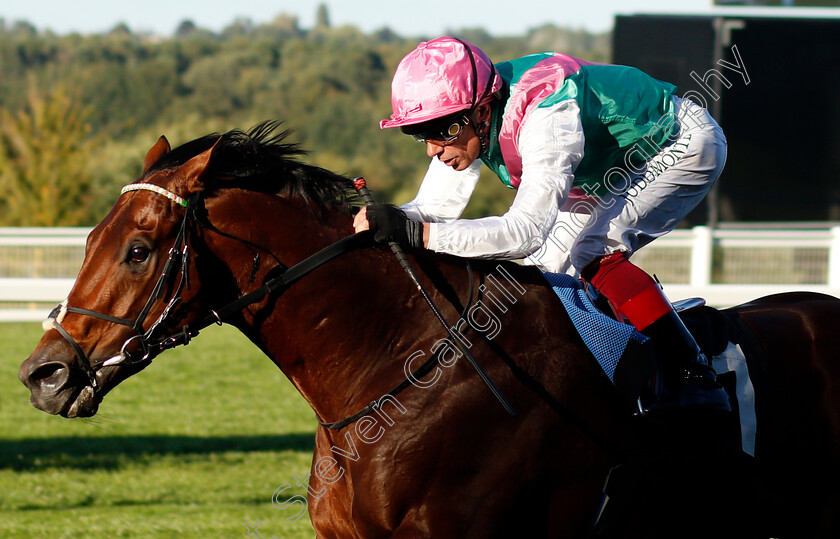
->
[424,104,491,172]
[424,124,480,171]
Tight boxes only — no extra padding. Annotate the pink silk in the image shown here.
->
[498,54,589,187]
[381,37,503,129]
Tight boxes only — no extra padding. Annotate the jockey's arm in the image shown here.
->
[352,156,480,244]
[401,157,482,223]
[427,101,584,260]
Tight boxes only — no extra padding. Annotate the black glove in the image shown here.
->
[366,204,424,248]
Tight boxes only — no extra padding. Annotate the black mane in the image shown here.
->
[146,121,359,212]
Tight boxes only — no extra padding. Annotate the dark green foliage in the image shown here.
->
[0,83,97,226]
[0,17,610,225]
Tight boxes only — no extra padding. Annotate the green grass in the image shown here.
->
[0,322,318,538]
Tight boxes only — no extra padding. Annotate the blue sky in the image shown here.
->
[3,0,725,36]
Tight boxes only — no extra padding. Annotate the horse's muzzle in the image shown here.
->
[19,341,100,418]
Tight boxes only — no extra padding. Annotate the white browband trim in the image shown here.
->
[120,183,188,207]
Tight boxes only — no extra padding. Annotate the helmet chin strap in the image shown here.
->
[453,38,496,156]
[468,104,491,155]
[477,120,490,153]
[453,38,498,116]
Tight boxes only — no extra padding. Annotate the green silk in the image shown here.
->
[480,55,679,196]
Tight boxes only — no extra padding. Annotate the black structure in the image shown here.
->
[614,13,840,224]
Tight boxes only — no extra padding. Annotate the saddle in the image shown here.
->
[544,275,763,437]
[592,298,767,538]
[542,275,769,534]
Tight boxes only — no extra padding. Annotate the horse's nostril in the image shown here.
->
[30,362,67,386]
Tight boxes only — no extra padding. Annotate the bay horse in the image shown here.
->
[19,123,840,538]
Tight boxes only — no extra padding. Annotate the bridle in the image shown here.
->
[46,182,372,393]
[46,184,196,390]
[47,180,497,429]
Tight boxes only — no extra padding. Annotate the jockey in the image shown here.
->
[353,37,730,415]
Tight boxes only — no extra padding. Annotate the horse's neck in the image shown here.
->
[258,248,428,423]
[206,194,424,422]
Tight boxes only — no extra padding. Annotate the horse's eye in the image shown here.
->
[127,246,150,264]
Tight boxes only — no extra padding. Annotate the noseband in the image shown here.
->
[46,184,196,389]
[47,180,498,431]
[45,183,372,393]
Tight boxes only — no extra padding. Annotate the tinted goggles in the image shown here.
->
[401,114,470,144]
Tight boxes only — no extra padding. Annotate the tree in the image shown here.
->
[0,83,97,226]
[222,17,254,39]
[267,13,303,38]
[108,22,132,36]
[175,20,197,38]
[11,20,38,38]
[315,4,331,29]
[0,19,612,224]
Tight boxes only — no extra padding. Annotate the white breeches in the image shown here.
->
[525,97,728,276]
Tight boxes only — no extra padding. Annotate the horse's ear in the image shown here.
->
[179,136,222,194]
[143,136,171,175]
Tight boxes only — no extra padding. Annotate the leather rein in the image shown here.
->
[46,183,473,429]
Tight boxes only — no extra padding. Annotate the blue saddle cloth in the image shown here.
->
[542,272,648,382]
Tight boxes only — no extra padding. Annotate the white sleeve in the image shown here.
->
[429,100,585,259]
[400,157,482,223]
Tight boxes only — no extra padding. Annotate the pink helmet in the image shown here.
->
[380,37,502,129]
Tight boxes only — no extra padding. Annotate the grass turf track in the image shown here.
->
[0,322,318,538]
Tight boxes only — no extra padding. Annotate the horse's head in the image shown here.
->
[20,122,355,418]
[17,133,220,416]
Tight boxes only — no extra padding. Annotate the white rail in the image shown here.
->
[2,226,840,321]
[634,225,840,305]
[0,227,89,322]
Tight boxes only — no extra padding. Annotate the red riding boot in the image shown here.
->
[582,252,731,415]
